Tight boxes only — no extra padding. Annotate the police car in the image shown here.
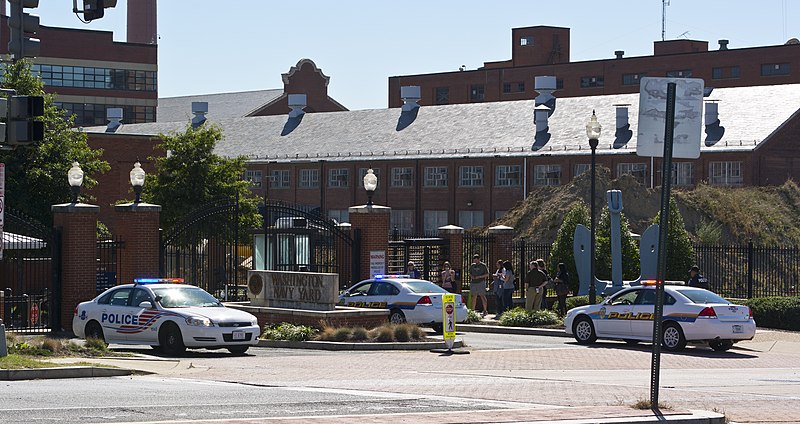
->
[564,282,756,352]
[338,276,468,331]
[73,278,260,355]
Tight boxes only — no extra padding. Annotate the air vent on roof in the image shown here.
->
[534,76,557,116]
[288,94,307,118]
[532,104,552,151]
[704,100,725,145]
[106,107,123,133]
[718,39,729,50]
[615,50,624,59]
[400,86,421,112]
[613,104,633,149]
[191,101,208,128]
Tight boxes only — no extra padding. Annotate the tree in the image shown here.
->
[549,202,590,295]
[143,123,260,233]
[0,60,109,225]
[652,197,695,281]
[595,206,640,281]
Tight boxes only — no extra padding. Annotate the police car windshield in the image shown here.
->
[403,281,448,294]
[152,287,222,308]
[676,289,729,305]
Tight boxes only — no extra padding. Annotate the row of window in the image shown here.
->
[244,161,744,189]
[54,102,156,126]
[31,64,157,92]
[329,208,500,232]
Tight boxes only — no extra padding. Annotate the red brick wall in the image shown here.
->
[251,59,348,116]
[53,206,99,333]
[114,205,161,284]
[349,206,390,281]
[127,0,158,45]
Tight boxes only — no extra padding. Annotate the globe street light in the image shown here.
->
[130,161,146,203]
[363,167,378,207]
[67,162,84,204]
[586,110,602,304]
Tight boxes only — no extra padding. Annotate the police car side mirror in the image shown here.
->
[138,301,154,309]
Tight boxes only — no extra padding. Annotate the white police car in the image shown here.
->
[73,278,260,355]
[565,282,756,352]
[338,276,468,331]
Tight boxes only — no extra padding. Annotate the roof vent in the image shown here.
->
[191,101,208,128]
[288,94,307,118]
[400,86,421,112]
[534,76,557,116]
[532,104,552,151]
[718,39,729,50]
[613,104,633,149]
[615,50,624,59]
[105,107,123,133]
[704,100,725,145]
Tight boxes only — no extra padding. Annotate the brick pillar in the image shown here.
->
[439,225,464,292]
[114,203,162,284]
[52,203,99,333]
[348,205,390,281]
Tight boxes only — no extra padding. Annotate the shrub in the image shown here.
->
[84,337,109,351]
[465,309,483,323]
[350,327,369,341]
[331,327,351,342]
[40,338,62,354]
[566,295,604,310]
[529,310,561,326]
[261,323,317,341]
[744,297,800,331]
[407,325,425,340]
[371,327,394,342]
[497,308,560,327]
[393,325,410,342]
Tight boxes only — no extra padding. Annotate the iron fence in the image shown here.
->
[96,237,124,295]
[461,234,493,292]
[512,239,553,298]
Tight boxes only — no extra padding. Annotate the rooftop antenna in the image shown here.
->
[662,0,670,41]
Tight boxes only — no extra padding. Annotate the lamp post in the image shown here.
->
[67,162,84,204]
[130,161,146,203]
[363,167,377,207]
[586,110,602,304]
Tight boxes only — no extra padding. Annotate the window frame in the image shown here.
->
[424,166,448,187]
[459,165,484,187]
[533,164,562,186]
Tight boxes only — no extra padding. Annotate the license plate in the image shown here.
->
[732,325,743,334]
[232,331,246,340]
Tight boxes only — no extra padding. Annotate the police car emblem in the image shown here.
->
[79,310,87,321]
[599,307,606,318]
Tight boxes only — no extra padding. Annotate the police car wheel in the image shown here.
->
[573,316,597,344]
[159,323,186,355]
[228,346,249,355]
[85,321,107,346]
[662,322,687,351]
[709,339,734,352]
[389,310,406,324]
[431,323,444,333]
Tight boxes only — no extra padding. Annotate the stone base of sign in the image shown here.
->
[228,303,389,329]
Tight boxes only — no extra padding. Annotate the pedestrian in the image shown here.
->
[501,261,515,314]
[553,262,570,316]
[525,260,547,311]
[468,254,490,316]
[537,259,552,310]
[687,265,710,290]
[407,261,421,279]
[492,259,505,318]
[440,261,456,293]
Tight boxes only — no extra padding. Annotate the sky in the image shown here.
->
[27,1,800,111]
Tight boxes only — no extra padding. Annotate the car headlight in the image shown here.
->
[186,316,213,327]
[250,318,258,327]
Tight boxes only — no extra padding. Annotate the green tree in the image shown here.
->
[652,197,695,281]
[549,202,590,295]
[0,59,109,225]
[595,206,640,281]
[143,123,260,233]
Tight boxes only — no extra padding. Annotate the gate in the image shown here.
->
[256,201,359,290]
[461,234,493,292]
[1,207,61,331]
[160,198,244,300]
[388,234,450,285]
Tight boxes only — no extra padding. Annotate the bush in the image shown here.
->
[371,327,394,342]
[393,325,410,342]
[84,337,109,351]
[566,295,604,310]
[498,307,561,327]
[350,327,369,341]
[744,297,800,331]
[465,309,483,323]
[331,327,351,342]
[261,323,317,341]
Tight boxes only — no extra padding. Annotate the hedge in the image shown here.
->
[744,297,800,331]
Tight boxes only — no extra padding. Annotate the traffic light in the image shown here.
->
[5,96,44,145]
[79,0,118,22]
[8,0,40,59]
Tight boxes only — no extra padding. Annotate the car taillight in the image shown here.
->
[74,306,78,316]
[748,307,753,318]
[417,296,432,305]
[698,306,717,318]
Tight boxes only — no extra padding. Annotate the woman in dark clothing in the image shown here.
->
[501,261,515,314]
[553,262,570,316]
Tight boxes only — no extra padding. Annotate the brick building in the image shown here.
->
[388,26,800,108]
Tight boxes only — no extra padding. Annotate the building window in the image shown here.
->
[328,209,349,224]
[424,210,448,233]
[502,83,511,94]
[517,82,525,92]
[495,165,521,187]
[328,169,349,188]
[391,167,413,187]
[435,87,449,105]
[270,170,290,189]
[470,84,485,102]
[712,66,741,80]
[534,164,561,186]
[622,73,644,85]
[459,166,484,187]
[709,161,743,185]
[54,102,156,126]
[244,170,262,188]
[459,210,484,229]
[574,164,590,177]
[520,36,534,46]
[617,163,647,184]
[580,76,604,88]
[424,166,448,187]
[556,79,564,89]
[672,162,694,186]
[32,64,157,92]
[299,169,319,188]
[391,210,414,233]
[666,69,692,78]
[761,63,790,76]
[495,210,507,221]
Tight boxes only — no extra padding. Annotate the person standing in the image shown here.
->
[440,261,456,293]
[492,259,505,318]
[553,262,571,316]
[468,254,490,316]
[687,265,710,290]
[501,261,515,314]
[407,261,421,279]
[525,260,547,311]
[537,259,552,310]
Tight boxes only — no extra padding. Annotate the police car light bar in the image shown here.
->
[134,278,185,284]
[373,274,410,280]
[640,280,686,286]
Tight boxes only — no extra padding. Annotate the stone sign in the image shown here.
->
[247,270,339,311]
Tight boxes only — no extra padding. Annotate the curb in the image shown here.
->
[458,323,570,337]
[257,339,464,351]
[0,366,134,381]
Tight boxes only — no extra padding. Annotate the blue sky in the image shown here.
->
[29,1,800,110]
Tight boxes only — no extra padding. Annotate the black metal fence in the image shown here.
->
[387,237,450,283]
[96,237,124,295]
[512,239,553,298]
[461,234,494,292]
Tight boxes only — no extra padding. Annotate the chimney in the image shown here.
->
[615,104,629,129]
[191,101,208,127]
[718,39,729,50]
[534,76,557,115]
[105,108,123,133]
[288,94,307,118]
[534,104,550,133]
[615,50,624,59]
[704,100,720,125]
[400,86,421,112]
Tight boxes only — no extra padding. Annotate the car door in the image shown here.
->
[126,288,158,344]
[367,281,399,309]
[595,289,639,337]
[629,289,657,339]
[98,288,134,343]
[342,281,374,308]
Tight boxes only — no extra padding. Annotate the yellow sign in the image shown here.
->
[442,294,456,349]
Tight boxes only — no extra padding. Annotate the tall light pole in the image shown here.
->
[586,110,602,304]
